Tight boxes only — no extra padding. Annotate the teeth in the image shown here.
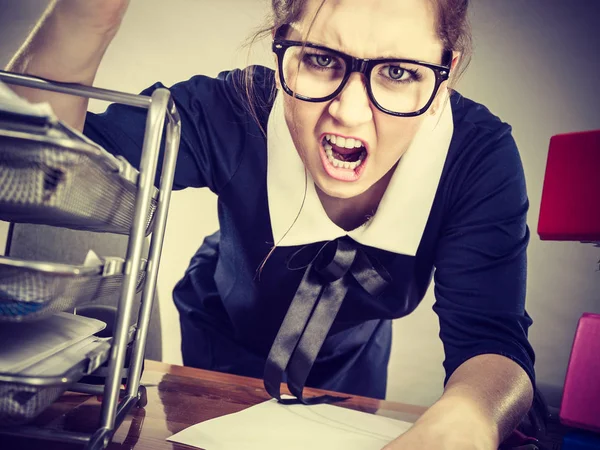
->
[324,134,365,149]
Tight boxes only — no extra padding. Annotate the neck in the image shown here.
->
[316,166,395,232]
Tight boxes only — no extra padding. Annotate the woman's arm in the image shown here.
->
[384,98,537,449]
[5,0,130,130]
[384,354,533,450]
[442,354,534,443]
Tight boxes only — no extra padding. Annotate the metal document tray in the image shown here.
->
[0,69,181,449]
[0,256,147,322]
[0,116,158,235]
[0,336,111,426]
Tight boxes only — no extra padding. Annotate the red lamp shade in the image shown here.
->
[538,129,600,241]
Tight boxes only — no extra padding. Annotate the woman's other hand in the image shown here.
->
[382,395,498,450]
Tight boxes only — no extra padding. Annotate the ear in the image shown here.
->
[271,27,282,90]
[273,58,282,90]
[274,68,282,90]
[430,51,461,115]
[450,51,461,71]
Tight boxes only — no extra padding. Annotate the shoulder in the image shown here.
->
[215,64,276,106]
[164,65,277,124]
[446,91,524,185]
[437,92,527,218]
[449,91,515,152]
[166,65,276,98]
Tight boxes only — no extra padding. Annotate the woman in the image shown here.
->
[7,0,536,448]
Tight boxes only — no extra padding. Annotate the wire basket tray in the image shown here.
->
[0,118,157,235]
[0,256,147,322]
[0,337,111,426]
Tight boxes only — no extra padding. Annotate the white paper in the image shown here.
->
[19,335,110,376]
[0,79,120,158]
[0,312,106,373]
[168,398,413,450]
[0,79,55,119]
[82,249,103,267]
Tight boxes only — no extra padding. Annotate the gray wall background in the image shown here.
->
[1,0,599,408]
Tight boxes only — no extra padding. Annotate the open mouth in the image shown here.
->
[322,134,367,170]
[319,134,369,182]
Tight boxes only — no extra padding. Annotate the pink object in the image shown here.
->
[538,129,600,241]
[560,312,600,432]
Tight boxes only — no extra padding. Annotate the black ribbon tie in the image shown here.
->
[263,236,390,405]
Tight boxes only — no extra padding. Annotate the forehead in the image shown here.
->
[291,0,443,62]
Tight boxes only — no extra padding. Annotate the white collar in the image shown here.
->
[266,91,454,256]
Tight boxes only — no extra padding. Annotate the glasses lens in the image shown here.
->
[282,46,346,99]
[370,62,437,114]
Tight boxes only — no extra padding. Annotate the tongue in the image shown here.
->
[332,143,362,162]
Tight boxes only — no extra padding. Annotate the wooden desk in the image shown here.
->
[0,360,426,449]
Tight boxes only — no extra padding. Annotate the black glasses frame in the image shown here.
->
[272,37,452,117]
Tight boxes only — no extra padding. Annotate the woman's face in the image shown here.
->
[277,0,447,200]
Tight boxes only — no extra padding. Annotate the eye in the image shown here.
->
[387,66,408,81]
[310,54,334,67]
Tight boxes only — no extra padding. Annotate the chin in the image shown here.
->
[314,176,370,200]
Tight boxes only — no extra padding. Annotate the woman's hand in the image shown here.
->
[382,395,499,450]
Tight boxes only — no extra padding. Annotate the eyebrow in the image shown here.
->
[301,39,424,61]
[280,27,434,62]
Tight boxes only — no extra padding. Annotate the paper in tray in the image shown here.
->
[0,312,106,373]
[0,314,111,427]
[0,101,157,235]
[0,253,147,322]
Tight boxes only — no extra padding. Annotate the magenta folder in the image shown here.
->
[560,313,600,432]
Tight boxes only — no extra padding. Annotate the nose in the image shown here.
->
[328,73,373,127]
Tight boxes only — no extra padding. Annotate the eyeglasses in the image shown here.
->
[272,33,452,117]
